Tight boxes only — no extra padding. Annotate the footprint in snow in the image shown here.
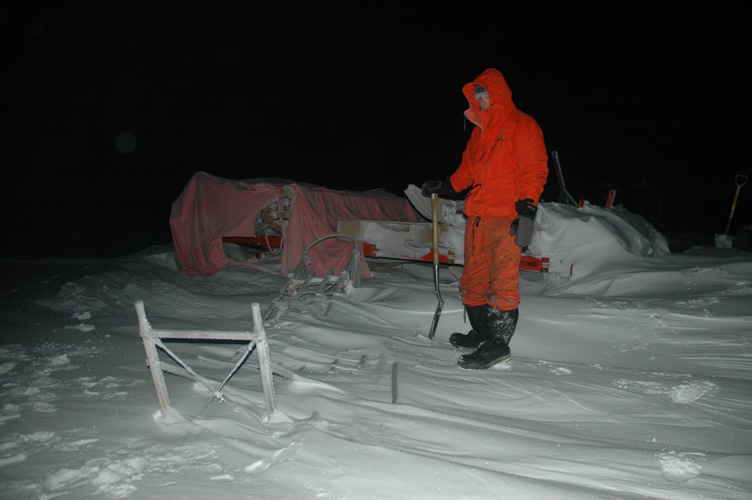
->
[550,367,572,376]
[658,449,705,483]
[532,360,571,375]
[614,379,717,404]
[37,442,220,499]
[668,380,718,404]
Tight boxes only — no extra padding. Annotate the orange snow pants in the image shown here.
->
[460,216,521,311]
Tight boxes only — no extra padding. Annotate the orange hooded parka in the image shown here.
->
[449,68,548,218]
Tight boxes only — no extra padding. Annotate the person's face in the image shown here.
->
[476,93,490,110]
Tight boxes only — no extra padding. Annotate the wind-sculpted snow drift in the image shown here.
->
[1,196,751,499]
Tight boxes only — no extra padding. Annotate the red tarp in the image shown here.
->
[170,172,424,277]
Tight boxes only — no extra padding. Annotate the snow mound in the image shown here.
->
[529,202,670,278]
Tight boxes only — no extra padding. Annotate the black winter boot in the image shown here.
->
[458,308,518,370]
[449,305,489,350]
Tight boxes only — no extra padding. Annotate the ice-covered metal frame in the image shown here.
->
[135,301,277,418]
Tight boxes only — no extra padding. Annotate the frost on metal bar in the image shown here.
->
[134,300,276,418]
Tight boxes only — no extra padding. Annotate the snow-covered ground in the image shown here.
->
[2,207,752,499]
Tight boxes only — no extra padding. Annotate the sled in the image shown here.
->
[227,231,551,274]
[263,233,361,322]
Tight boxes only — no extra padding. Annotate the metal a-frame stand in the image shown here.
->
[135,300,277,418]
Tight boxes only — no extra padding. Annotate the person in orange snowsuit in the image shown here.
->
[422,68,548,369]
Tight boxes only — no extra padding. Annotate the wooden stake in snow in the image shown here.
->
[135,300,277,418]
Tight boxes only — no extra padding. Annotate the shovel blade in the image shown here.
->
[428,285,444,340]
[428,305,443,340]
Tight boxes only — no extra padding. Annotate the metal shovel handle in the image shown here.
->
[432,194,439,266]
[428,194,444,340]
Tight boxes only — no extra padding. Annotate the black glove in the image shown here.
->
[421,180,456,198]
[510,198,537,248]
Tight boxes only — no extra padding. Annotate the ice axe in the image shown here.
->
[724,174,748,236]
[428,193,444,340]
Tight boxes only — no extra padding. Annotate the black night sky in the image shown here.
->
[2,3,750,258]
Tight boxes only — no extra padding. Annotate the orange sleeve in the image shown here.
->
[450,131,479,193]
[516,116,549,204]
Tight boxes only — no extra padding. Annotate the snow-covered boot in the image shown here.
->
[458,308,518,369]
[449,304,489,350]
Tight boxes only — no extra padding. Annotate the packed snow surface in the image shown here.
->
[2,208,751,499]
